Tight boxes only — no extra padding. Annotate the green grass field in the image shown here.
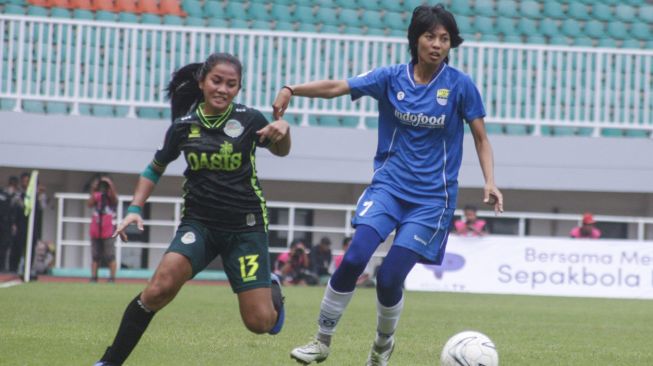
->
[1,281,652,365]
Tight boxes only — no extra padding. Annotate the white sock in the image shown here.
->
[374,296,404,348]
[316,282,355,342]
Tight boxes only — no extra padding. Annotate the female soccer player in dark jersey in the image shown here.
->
[94,53,289,366]
[273,5,503,366]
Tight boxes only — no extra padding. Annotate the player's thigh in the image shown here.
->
[352,187,402,239]
[395,206,455,263]
[236,287,275,325]
[142,252,193,308]
[221,231,272,293]
[166,220,219,277]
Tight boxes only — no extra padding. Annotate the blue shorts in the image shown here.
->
[351,187,455,265]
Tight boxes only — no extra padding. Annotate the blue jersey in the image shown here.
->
[348,63,485,209]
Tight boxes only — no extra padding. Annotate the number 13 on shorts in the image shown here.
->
[238,254,259,282]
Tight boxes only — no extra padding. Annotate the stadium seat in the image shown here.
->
[316,6,339,26]
[560,19,582,38]
[566,3,591,21]
[365,27,385,36]
[163,15,184,25]
[639,5,653,23]
[46,101,68,114]
[455,15,473,34]
[141,13,161,24]
[95,10,116,21]
[275,21,294,31]
[4,4,25,14]
[542,1,565,20]
[137,0,159,14]
[338,8,360,28]
[185,16,204,27]
[615,4,636,23]
[47,0,69,8]
[224,2,246,19]
[69,0,92,10]
[320,24,340,34]
[474,1,495,17]
[526,35,547,45]
[356,0,382,12]
[480,34,500,42]
[27,0,48,6]
[573,37,594,47]
[496,17,516,37]
[297,22,317,33]
[516,18,537,37]
[294,6,314,23]
[503,34,523,44]
[160,0,185,16]
[474,16,495,35]
[341,117,358,128]
[601,128,624,137]
[485,124,504,134]
[630,23,651,41]
[247,4,271,22]
[318,115,339,127]
[583,20,604,39]
[27,5,48,16]
[118,11,139,23]
[538,18,560,38]
[590,3,612,22]
[449,0,472,16]
[622,39,642,49]
[379,0,403,13]
[598,38,618,48]
[0,99,17,111]
[230,19,249,29]
[549,36,569,46]
[384,11,404,31]
[270,4,294,23]
[50,7,71,18]
[91,0,113,12]
[72,9,93,20]
[519,0,541,19]
[202,1,220,18]
[251,20,271,30]
[496,0,518,18]
[23,100,46,114]
[115,0,137,13]
[607,21,629,40]
[361,10,383,30]
[505,125,530,136]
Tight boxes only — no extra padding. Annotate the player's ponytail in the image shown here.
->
[166,62,203,121]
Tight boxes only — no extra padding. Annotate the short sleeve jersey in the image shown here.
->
[153,103,271,232]
[348,63,485,208]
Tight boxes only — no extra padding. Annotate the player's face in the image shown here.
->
[417,24,451,67]
[199,62,241,114]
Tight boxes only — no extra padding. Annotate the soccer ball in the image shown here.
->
[440,330,498,366]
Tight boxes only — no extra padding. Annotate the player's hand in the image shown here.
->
[113,213,144,242]
[483,184,503,215]
[257,119,289,144]
[272,87,293,120]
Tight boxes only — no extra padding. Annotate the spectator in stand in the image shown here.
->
[88,176,119,282]
[454,205,488,237]
[277,239,315,285]
[310,237,333,284]
[570,212,601,239]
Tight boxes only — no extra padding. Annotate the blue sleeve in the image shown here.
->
[459,75,486,123]
[347,66,391,101]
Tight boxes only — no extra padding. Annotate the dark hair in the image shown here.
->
[165,52,243,121]
[20,172,30,180]
[8,176,18,185]
[407,4,463,64]
[463,205,478,212]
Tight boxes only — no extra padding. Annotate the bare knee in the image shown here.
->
[241,306,275,334]
[142,277,179,311]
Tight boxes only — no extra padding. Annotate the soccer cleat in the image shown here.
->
[366,339,395,366]
[290,339,330,364]
[268,273,285,335]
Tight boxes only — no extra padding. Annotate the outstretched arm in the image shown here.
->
[469,118,504,214]
[272,80,350,119]
[113,164,164,241]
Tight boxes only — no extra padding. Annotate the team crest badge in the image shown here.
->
[181,232,196,244]
[397,91,405,101]
[246,213,256,226]
[189,125,201,138]
[224,119,244,138]
[436,89,449,106]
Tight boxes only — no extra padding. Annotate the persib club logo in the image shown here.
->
[436,88,449,106]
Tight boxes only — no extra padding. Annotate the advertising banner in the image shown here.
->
[405,236,653,299]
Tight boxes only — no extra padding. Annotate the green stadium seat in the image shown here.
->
[615,4,636,23]
[247,4,271,22]
[590,3,612,22]
[298,22,318,33]
[607,21,629,40]
[573,37,594,47]
[566,3,590,21]
[3,4,24,14]
[251,20,271,30]
[539,18,560,38]
[598,38,618,48]
[27,5,48,16]
[496,17,516,37]
[630,23,651,41]
[202,1,221,18]
[474,16,496,35]
[141,14,161,24]
[185,17,205,27]
[118,12,139,23]
[270,4,294,23]
[361,10,383,29]
[639,5,653,23]
[449,0,472,16]
[549,36,569,46]
[224,2,246,19]
[182,0,202,17]
[622,39,642,49]
[384,11,404,31]
[316,6,339,26]
[542,1,564,20]
[474,1,495,17]
[230,19,249,29]
[560,19,582,38]
[503,34,523,44]
[207,17,228,28]
[526,35,547,45]
[320,24,340,34]
[338,8,360,27]
[583,20,604,39]
[294,6,314,22]
[496,0,518,18]
[275,21,294,31]
[517,18,538,36]
[519,0,541,19]
[95,10,116,21]
[50,7,71,18]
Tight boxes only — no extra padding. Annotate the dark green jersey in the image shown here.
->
[153,103,271,232]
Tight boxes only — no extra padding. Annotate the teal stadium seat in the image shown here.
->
[202,1,221,18]
[379,0,404,14]
[247,4,271,22]
[270,4,294,23]
[0,99,17,111]
[182,0,203,17]
[3,4,24,15]
[639,5,653,23]
[615,4,636,23]
[474,16,495,35]
[539,18,559,38]
[224,2,246,19]
[338,8,360,28]
[185,17,205,27]
[503,34,523,44]
[590,3,612,22]
[384,11,404,31]
[455,16,473,35]
[27,5,48,16]
[474,1,495,17]
[566,3,590,21]
[549,36,569,46]
[449,0,472,16]
[480,34,500,42]
[163,15,184,26]
[527,35,547,45]
[316,6,339,26]
[361,10,383,30]
[118,12,139,23]
[496,0,518,18]
[560,19,582,38]
[141,14,161,24]
[251,20,271,30]
[598,38,617,48]
[294,6,314,23]
[622,39,641,49]
[95,10,116,21]
[73,9,93,20]
[356,0,382,12]
[519,0,541,19]
[365,27,385,36]
[573,37,594,47]
[517,18,537,37]
[207,17,228,28]
[607,21,629,40]
[341,117,358,128]
[542,1,565,20]
[318,116,339,127]
[583,20,604,39]
[320,24,340,34]
[496,17,515,37]
[275,21,295,31]
[297,23,317,33]
[630,23,651,41]
[137,107,162,119]
[365,118,378,129]
[230,19,249,29]
[50,7,71,18]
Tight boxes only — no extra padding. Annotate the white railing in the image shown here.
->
[2,14,652,134]
[54,192,653,270]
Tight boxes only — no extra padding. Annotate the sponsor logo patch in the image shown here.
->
[224,119,244,138]
[394,110,446,128]
[436,88,449,106]
[181,232,196,245]
[188,125,201,138]
[397,91,405,101]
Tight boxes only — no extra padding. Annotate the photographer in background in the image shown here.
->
[454,205,488,237]
[88,175,118,282]
[278,239,316,286]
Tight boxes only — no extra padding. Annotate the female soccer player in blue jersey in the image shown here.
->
[94,53,289,366]
[273,5,503,366]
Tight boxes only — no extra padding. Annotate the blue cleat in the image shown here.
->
[268,273,285,335]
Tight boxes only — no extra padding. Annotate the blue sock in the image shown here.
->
[376,245,421,307]
[330,225,382,293]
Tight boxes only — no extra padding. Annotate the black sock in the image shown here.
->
[100,293,156,365]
